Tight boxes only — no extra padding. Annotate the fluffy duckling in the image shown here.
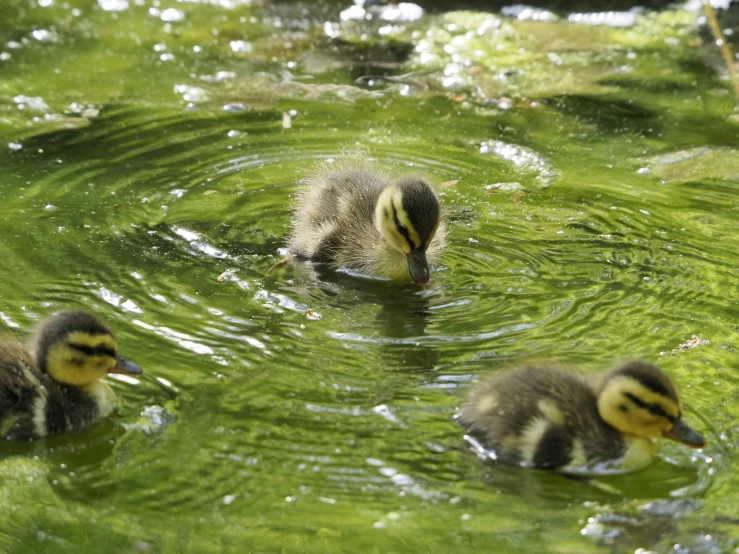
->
[457,361,705,473]
[0,310,142,440]
[288,158,445,285]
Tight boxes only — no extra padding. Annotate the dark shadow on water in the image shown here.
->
[287,257,432,312]
[283,259,443,372]
[0,420,125,504]
[550,95,663,137]
[464,447,701,502]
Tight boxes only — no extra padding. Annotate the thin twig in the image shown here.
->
[703,0,739,99]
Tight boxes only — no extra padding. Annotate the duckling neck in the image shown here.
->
[372,241,412,282]
[620,436,659,471]
[81,381,117,418]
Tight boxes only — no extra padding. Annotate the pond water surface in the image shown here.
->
[1,0,738,552]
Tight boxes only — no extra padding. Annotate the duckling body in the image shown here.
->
[457,362,705,473]
[0,310,142,440]
[288,159,445,284]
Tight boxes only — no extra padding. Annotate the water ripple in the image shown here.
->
[1,91,736,551]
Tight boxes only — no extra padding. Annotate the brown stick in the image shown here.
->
[266,255,291,276]
[703,0,739,99]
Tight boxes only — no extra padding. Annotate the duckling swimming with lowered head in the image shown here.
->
[457,361,705,474]
[0,310,142,440]
[288,158,445,285]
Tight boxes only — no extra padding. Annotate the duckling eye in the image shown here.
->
[618,405,629,413]
[391,206,416,249]
[647,404,669,419]
[624,392,674,421]
[68,343,116,358]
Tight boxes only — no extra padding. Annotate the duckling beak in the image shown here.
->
[664,418,705,448]
[406,249,429,285]
[110,353,143,376]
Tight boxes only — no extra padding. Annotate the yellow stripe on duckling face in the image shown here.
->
[598,375,679,439]
[390,190,422,250]
[64,331,118,352]
[46,331,118,386]
[375,187,422,254]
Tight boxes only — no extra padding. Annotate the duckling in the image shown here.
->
[288,158,446,285]
[0,310,142,440]
[457,361,705,473]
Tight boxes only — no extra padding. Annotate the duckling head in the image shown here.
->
[598,361,705,448]
[30,310,142,386]
[375,177,441,285]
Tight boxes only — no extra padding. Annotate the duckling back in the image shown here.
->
[0,341,41,438]
[289,166,386,267]
[458,366,627,471]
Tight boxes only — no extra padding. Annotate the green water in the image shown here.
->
[1,0,739,552]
